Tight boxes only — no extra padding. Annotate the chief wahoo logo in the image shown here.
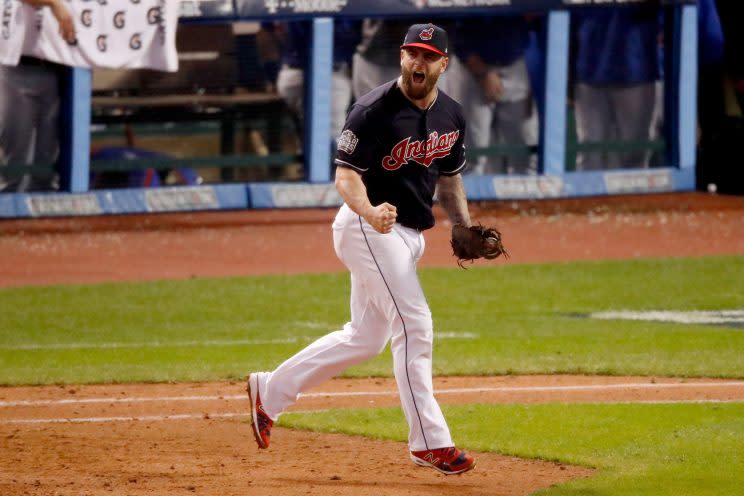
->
[419,27,434,41]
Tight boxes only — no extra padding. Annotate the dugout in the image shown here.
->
[0,0,700,218]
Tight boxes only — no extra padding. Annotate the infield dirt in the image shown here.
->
[1,192,743,287]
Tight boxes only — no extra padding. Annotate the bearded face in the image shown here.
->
[400,47,446,102]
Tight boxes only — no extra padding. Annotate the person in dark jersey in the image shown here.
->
[571,6,661,170]
[247,23,476,476]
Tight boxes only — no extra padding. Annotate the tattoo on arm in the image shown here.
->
[436,175,471,226]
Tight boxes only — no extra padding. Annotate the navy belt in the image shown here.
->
[19,56,60,68]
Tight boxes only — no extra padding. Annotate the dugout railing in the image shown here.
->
[0,0,697,217]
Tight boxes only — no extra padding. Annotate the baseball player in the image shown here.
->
[248,23,477,475]
[451,17,538,175]
[571,6,661,170]
[274,20,361,145]
[0,0,75,192]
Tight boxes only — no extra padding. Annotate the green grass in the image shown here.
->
[2,255,743,495]
[0,255,743,384]
[0,273,351,383]
[280,402,744,496]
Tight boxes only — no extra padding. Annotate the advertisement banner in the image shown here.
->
[234,0,692,18]
[179,0,235,18]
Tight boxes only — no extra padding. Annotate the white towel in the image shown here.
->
[1,0,178,71]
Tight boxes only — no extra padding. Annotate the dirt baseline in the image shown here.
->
[3,375,744,496]
[1,192,744,495]
[1,192,743,287]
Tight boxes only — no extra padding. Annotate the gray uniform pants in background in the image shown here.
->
[447,55,538,175]
[573,82,657,170]
[0,62,61,192]
[277,64,353,144]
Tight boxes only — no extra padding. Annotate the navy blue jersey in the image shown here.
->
[454,17,530,67]
[335,80,467,231]
[572,7,661,84]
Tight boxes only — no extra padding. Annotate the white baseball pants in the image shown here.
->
[259,203,453,451]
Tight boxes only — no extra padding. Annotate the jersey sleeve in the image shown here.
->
[438,117,467,177]
[334,104,379,173]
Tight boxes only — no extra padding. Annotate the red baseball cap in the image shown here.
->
[400,23,449,57]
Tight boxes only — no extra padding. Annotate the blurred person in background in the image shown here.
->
[352,20,412,100]
[696,0,726,135]
[0,0,75,192]
[715,0,744,114]
[451,16,538,175]
[270,20,361,145]
[650,0,725,168]
[571,4,661,170]
[697,0,744,194]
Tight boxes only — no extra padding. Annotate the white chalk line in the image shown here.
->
[0,326,342,351]
[0,332,477,351]
[3,381,744,408]
[589,309,744,325]
[0,338,299,351]
[6,412,247,424]
[5,400,744,425]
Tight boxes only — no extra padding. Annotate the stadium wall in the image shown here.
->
[0,0,698,218]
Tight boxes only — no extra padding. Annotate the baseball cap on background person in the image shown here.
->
[400,23,449,57]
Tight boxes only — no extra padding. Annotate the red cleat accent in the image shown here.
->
[247,373,273,449]
[410,446,476,475]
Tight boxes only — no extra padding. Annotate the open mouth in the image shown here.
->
[413,71,425,84]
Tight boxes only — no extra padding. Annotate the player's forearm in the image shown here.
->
[22,0,76,42]
[437,175,471,226]
[21,0,56,7]
[335,167,375,218]
[336,166,397,233]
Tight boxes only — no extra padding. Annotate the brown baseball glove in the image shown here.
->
[450,224,509,268]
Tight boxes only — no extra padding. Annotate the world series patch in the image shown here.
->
[337,129,359,154]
